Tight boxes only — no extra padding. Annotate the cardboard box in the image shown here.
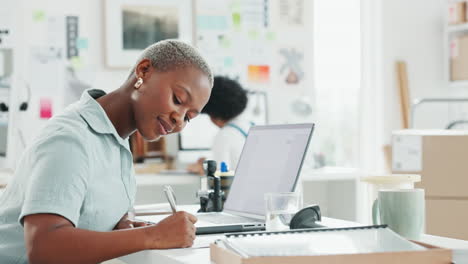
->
[451,35,468,81]
[448,1,466,25]
[466,0,468,22]
[392,130,468,198]
[427,198,468,240]
[210,242,452,264]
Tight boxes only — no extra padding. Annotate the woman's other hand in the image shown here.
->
[186,157,206,175]
[114,213,152,230]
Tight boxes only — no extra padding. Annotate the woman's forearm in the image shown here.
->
[28,226,149,264]
[25,211,197,264]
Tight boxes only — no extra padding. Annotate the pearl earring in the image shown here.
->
[134,77,143,89]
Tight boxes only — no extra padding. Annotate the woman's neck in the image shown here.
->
[210,117,228,128]
[97,83,136,139]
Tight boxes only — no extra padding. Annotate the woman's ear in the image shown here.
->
[135,59,152,79]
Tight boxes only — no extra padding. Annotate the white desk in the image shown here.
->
[117,205,468,264]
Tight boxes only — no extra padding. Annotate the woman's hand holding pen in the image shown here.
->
[144,211,198,249]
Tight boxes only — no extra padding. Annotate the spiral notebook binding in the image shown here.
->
[225,224,388,238]
[220,224,426,258]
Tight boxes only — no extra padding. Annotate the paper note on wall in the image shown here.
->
[224,57,234,67]
[39,98,53,119]
[76,38,89,50]
[32,10,46,22]
[392,135,422,172]
[277,0,305,28]
[218,35,231,48]
[248,30,259,40]
[197,15,229,31]
[248,65,270,83]
[266,31,276,41]
[70,56,83,70]
[232,12,241,29]
[240,0,269,28]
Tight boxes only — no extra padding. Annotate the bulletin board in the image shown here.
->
[179,0,313,151]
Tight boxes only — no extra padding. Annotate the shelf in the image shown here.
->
[449,80,468,88]
[448,23,468,33]
[301,166,362,181]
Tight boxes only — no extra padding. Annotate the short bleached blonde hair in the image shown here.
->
[128,39,213,87]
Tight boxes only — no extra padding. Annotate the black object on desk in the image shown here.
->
[290,204,324,229]
[198,160,226,212]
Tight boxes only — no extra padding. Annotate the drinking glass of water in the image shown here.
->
[264,192,303,231]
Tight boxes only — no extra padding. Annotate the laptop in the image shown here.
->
[195,123,315,234]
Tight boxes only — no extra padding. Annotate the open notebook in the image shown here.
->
[216,225,425,257]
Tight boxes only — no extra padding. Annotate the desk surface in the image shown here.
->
[119,215,360,264]
[118,204,468,264]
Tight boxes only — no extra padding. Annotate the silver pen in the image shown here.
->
[163,185,178,214]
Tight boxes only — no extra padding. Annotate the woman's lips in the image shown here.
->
[157,119,168,135]
[157,117,173,134]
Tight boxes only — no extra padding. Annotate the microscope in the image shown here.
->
[197,160,226,212]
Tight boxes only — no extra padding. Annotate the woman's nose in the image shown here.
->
[170,111,185,129]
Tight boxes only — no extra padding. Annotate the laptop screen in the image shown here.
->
[223,123,314,216]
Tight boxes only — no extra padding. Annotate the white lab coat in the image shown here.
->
[210,117,252,171]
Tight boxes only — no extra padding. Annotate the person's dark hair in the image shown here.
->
[201,76,248,121]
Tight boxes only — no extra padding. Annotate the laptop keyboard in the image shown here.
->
[197,214,261,224]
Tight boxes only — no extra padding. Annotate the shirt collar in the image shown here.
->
[229,116,252,128]
[78,89,129,147]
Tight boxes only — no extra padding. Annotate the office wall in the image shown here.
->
[7,0,315,167]
[380,0,468,137]
[19,0,129,92]
[5,0,140,167]
[11,1,461,167]
[15,0,313,117]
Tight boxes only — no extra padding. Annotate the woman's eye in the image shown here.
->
[184,116,191,123]
[173,95,181,105]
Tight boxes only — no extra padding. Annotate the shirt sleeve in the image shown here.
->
[19,131,90,227]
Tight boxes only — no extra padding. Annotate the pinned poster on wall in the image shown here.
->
[247,64,270,83]
[239,0,270,28]
[39,98,53,119]
[197,15,229,31]
[270,0,306,29]
[278,47,304,85]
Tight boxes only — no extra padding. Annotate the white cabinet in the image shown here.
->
[300,168,368,224]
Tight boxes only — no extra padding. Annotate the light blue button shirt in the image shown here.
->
[0,89,136,264]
